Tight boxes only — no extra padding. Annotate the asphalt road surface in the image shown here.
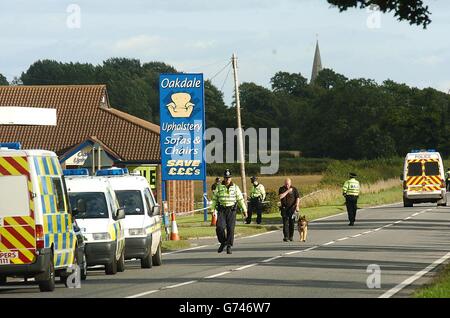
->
[2,201,450,298]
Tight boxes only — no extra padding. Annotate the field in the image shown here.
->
[414,263,450,298]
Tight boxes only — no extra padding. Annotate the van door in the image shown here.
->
[406,160,424,192]
[0,156,36,265]
[143,188,160,253]
[423,160,443,191]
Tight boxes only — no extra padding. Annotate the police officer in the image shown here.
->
[343,172,360,226]
[445,169,450,192]
[279,178,300,242]
[210,170,247,254]
[211,177,221,194]
[246,176,266,224]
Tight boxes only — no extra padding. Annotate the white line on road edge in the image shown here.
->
[126,290,159,298]
[337,237,349,241]
[352,234,362,238]
[285,250,301,255]
[205,271,231,279]
[323,241,335,246]
[303,246,318,252]
[163,280,197,289]
[241,231,277,239]
[234,264,258,271]
[379,252,450,298]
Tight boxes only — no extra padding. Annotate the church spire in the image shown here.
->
[310,38,323,84]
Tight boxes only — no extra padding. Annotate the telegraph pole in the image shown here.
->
[231,53,247,200]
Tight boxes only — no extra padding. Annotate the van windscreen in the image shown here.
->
[115,190,144,215]
[69,192,109,219]
[425,162,440,176]
[407,162,422,177]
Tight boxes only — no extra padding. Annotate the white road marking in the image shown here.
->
[379,252,450,298]
[126,290,159,298]
[205,271,231,279]
[404,216,412,220]
[352,234,362,238]
[162,245,209,256]
[363,231,372,234]
[261,255,283,263]
[241,231,277,239]
[163,280,197,289]
[337,237,349,241]
[323,241,335,246]
[304,246,318,252]
[234,264,258,271]
[312,213,346,222]
[285,250,301,255]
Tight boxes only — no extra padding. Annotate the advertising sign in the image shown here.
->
[159,73,205,181]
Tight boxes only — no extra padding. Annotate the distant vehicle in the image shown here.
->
[65,170,126,275]
[401,149,447,207]
[0,143,81,292]
[97,168,162,268]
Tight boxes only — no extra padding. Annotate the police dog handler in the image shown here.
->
[210,170,247,254]
[279,178,300,242]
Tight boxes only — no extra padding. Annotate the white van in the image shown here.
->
[96,168,162,268]
[0,143,81,292]
[401,149,447,207]
[64,170,126,275]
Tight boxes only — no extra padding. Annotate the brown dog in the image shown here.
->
[298,215,308,242]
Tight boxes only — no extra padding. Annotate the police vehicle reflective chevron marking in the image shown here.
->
[98,168,162,268]
[0,143,79,292]
[402,149,447,207]
[64,170,126,275]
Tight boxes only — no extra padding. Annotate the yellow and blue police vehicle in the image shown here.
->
[0,143,82,292]
[64,169,126,275]
[97,168,162,268]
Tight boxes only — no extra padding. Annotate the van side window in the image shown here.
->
[52,177,66,212]
[144,188,155,216]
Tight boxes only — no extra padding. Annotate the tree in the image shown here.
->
[314,68,348,89]
[327,0,432,28]
[270,72,308,97]
[0,73,8,85]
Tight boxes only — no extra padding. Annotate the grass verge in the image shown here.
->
[414,263,450,298]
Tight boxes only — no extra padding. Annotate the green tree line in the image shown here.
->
[1,58,449,159]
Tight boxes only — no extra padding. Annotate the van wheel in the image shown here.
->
[38,254,55,292]
[0,275,6,285]
[152,240,162,266]
[80,254,87,281]
[141,238,153,269]
[403,199,413,207]
[117,250,125,272]
[105,258,118,275]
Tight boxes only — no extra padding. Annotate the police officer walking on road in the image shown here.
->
[343,172,360,226]
[246,176,266,224]
[445,169,450,192]
[279,178,300,242]
[210,170,247,254]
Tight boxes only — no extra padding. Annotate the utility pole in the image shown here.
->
[231,53,247,200]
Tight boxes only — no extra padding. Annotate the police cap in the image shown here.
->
[224,169,232,178]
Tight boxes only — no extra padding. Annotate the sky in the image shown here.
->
[1,0,449,105]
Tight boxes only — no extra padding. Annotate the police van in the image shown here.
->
[401,149,447,207]
[96,168,162,268]
[0,143,82,292]
[64,169,126,275]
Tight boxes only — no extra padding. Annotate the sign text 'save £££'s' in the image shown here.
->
[159,74,206,181]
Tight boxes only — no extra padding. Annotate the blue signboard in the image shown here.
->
[159,73,206,181]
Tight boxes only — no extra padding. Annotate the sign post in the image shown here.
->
[159,74,207,221]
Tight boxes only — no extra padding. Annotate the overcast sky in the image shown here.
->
[1,0,449,104]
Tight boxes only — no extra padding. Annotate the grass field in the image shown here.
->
[414,263,450,298]
[194,174,323,201]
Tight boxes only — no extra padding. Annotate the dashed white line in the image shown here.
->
[162,245,209,256]
[234,264,258,271]
[337,237,349,241]
[163,280,197,289]
[323,241,335,246]
[261,255,283,263]
[352,234,362,238]
[205,271,231,279]
[242,231,277,239]
[285,250,301,255]
[363,231,372,234]
[379,252,450,298]
[304,246,318,252]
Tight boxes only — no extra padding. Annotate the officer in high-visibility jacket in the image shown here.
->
[210,169,247,254]
[246,176,266,224]
[446,169,450,192]
[342,172,360,226]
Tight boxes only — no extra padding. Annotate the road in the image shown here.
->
[1,202,450,298]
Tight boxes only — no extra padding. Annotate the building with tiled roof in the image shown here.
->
[0,85,194,213]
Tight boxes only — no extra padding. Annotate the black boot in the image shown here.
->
[226,246,232,254]
[218,243,225,253]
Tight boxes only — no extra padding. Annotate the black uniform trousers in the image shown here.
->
[216,206,237,247]
[246,198,263,224]
[345,195,358,223]
[281,207,296,239]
